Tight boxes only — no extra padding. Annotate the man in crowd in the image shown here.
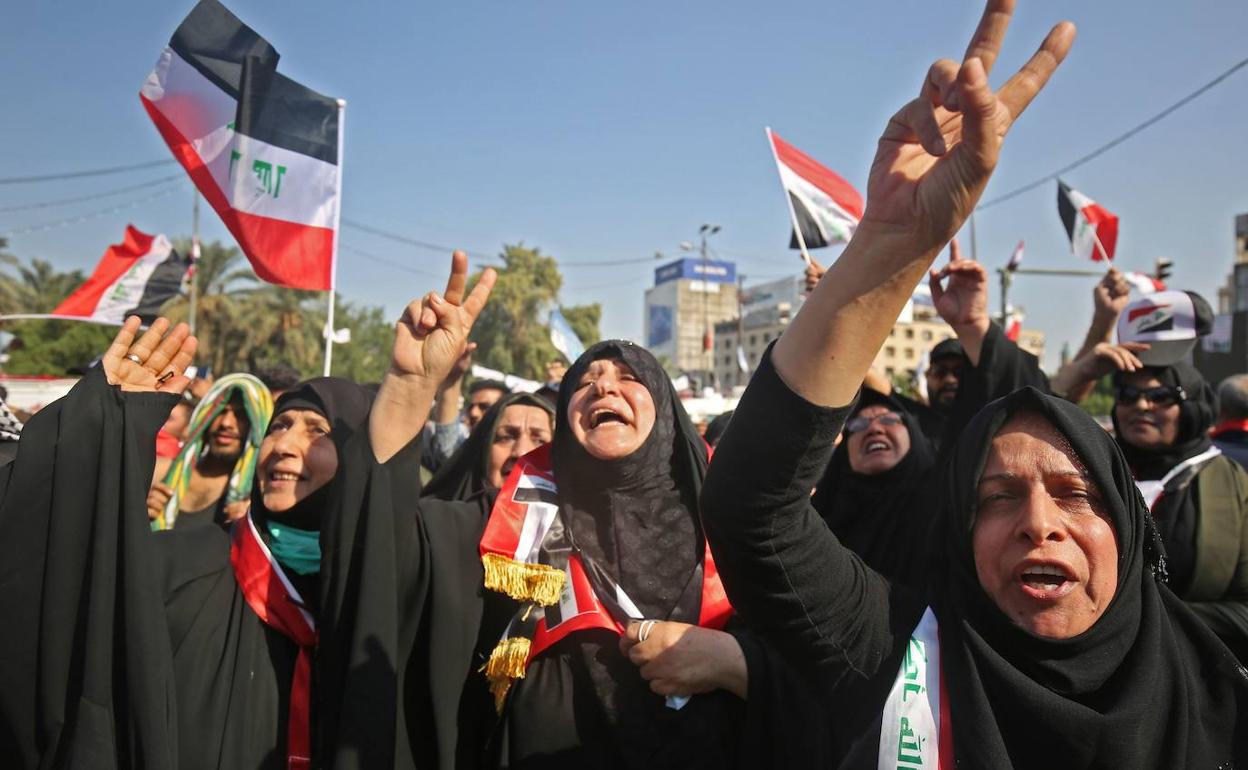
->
[147,374,272,529]
[255,361,302,399]
[1214,374,1248,468]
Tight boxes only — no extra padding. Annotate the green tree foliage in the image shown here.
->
[470,244,602,380]
[0,238,394,382]
[1080,375,1115,418]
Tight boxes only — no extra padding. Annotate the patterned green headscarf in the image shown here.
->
[153,373,274,530]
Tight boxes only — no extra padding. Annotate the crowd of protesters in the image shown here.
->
[1,1,1246,768]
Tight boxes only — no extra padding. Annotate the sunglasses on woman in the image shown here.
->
[1115,384,1185,407]
[845,412,904,433]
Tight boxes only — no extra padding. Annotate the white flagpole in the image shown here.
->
[764,127,814,267]
[323,98,346,377]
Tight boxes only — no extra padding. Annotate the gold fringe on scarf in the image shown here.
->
[484,635,532,713]
[481,552,565,606]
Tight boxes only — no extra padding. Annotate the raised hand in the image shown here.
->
[390,251,497,385]
[102,317,198,395]
[803,256,826,294]
[930,238,990,331]
[862,0,1075,250]
[1093,267,1131,319]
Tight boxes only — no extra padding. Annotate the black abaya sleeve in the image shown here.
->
[942,322,1050,450]
[701,350,925,688]
[317,429,490,770]
[0,370,180,768]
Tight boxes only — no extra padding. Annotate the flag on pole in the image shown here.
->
[1124,271,1166,295]
[766,129,864,249]
[548,308,586,362]
[1004,308,1025,342]
[1006,240,1024,271]
[50,226,189,325]
[1057,181,1118,262]
[140,0,341,290]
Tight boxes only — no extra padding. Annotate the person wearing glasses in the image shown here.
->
[1054,290,1248,662]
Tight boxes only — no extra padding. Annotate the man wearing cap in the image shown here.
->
[892,338,969,450]
[891,238,1049,450]
[1055,289,1248,661]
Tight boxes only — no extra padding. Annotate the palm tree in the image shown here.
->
[160,239,260,375]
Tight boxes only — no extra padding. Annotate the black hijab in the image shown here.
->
[811,388,937,585]
[934,386,1248,767]
[1110,363,1218,593]
[552,339,709,622]
[422,392,554,502]
[250,378,372,578]
[525,339,716,763]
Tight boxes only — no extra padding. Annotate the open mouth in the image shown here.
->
[589,408,627,429]
[864,440,890,455]
[1017,562,1075,599]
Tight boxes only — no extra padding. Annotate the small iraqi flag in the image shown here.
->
[51,226,190,325]
[766,128,864,251]
[1006,240,1024,271]
[1124,271,1166,295]
[1057,181,1118,262]
[140,0,341,290]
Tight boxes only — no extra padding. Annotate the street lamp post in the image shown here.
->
[681,224,720,390]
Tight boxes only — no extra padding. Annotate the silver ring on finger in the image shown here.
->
[125,353,143,365]
[639,619,656,643]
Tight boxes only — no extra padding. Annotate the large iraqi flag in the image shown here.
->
[1057,180,1118,262]
[766,128,864,250]
[51,226,190,325]
[140,0,341,290]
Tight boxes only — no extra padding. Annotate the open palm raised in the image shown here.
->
[862,0,1075,250]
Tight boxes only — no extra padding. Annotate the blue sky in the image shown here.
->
[3,0,1246,370]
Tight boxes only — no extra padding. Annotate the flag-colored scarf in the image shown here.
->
[155,373,273,529]
[479,443,732,711]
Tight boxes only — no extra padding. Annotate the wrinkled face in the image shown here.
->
[206,396,250,461]
[465,387,506,430]
[972,412,1119,639]
[925,355,964,410]
[846,405,911,475]
[258,408,339,513]
[567,356,657,460]
[1113,372,1181,450]
[487,404,553,489]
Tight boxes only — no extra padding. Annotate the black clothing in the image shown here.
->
[1214,430,1248,469]
[424,392,553,503]
[1112,363,1217,594]
[172,493,228,530]
[481,339,818,770]
[812,325,1049,586]
[0,371,476,769]
[811,388,937,585]
[703,350,1248,768]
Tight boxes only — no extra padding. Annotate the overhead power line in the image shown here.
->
[0,158,178,186]
[0,174,184,214]
[978,55,1248,209]
[338,243,444,278]
[342,218,493,261]
[0,184,185,237]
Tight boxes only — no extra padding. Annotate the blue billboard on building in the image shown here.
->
[654,258,736,286]
[648,305,673,347]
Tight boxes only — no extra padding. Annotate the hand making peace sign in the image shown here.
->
[862,0,1075,249]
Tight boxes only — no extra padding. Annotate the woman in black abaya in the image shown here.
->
[470,340,828,769]
[0,253,501,770]
[702,2,1248,764]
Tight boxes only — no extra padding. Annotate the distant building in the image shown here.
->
[1196,214,1248,383]
[643,257,738,386]
[715,290,1044,394]
[1216,213,1248,314]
